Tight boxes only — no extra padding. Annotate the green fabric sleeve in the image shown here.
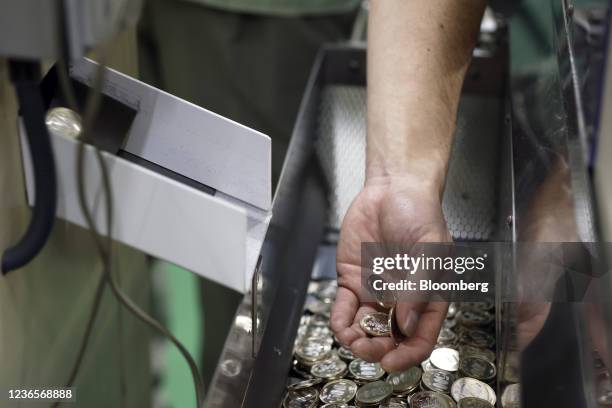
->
[179,0,361,17]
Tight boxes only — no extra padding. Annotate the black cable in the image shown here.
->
[52,52,203,408]
[48,3,202,406]
[1,61,57,273]
[46,60,109,408]
[71,63,204,408]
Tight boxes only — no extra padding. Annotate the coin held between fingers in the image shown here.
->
[359,312,391,337]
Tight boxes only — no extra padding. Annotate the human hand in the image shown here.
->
[330,175,451,372]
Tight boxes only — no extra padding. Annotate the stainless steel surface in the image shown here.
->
[315,89,500,241]
[316,85,365,231]
[71,58,272,212]
[205,46,330,407]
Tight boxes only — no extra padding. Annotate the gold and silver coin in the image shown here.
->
[337,346,356,361]
[297,324,332,340]
[459,355,496,382]
[438,393,457,408]
[429,347,460,372]
[451,377,496,405]
[462,299,494,312]
[287,378,323,390]
[457,309,493,327]
[421,368,456,394]
[348,359,386,382]
[313,280,338,303]
[502,351,520,383]
[311,357,348,380]
[421,359,435,372]
[437,327,457,345]
[457,397,494,408]
[360,312,391,337]
[45,107,82,138]
[304,295,332,316]
[381,397,409,408]
[355,380,393,405]
[295,337,333,363]
[301,313,329,327]
[459,329,495,349]
[386,366,422,394]
[447,303,458,318]
[283,387,319,408]
[458,345,495,362]
[291,359,314,378]
[442,318,457,331]
[501,383,520,408]
[410,391,456,408]
[287,284,499,408]
[319,379,358,405]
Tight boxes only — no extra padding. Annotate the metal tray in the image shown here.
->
[205,41,511,407]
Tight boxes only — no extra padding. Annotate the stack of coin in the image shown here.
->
[294,336,334,367]
[284,282,503,408]
[386,367,422,397]
[500,383,520,408]
[348,359,386,384]
[410,391,456,408]
[378,397,409,408]
[283,384,320,408]
[319,379,358,406]
[421,369,456,394]
[354,380,394,407]
[450,377,496,406]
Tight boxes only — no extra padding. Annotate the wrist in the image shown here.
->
[365,114,455,200]
[364,171,447,205]
[365,157,448,200]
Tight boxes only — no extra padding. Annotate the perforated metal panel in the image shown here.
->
[315,85,500,241]
[316,86,367,230]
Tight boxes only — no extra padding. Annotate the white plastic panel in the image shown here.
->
[20,127,266,293]
[70,59,272,211]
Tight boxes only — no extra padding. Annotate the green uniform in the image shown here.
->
[182,0,360,16]
[138,0,357,395]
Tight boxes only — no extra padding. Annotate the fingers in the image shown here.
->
[351,336,396,362]
[395,301,427,337]
[339,304,396,362]
[381,302,448,373]
[331,287,362,345]
[380,339,431,373]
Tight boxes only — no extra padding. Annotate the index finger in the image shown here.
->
[380,301,448,372]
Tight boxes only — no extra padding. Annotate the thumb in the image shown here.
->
[395,301,427,337]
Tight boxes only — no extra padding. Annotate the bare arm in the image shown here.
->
[331,0,486,372]
[367,0,485,191]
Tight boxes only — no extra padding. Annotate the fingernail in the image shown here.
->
[401,310,418,337]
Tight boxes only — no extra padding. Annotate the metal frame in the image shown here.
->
[206,39,511,406]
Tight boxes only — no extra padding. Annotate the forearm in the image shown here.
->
[366,0,486,195]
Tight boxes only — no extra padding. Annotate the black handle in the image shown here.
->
[2,61,57,274]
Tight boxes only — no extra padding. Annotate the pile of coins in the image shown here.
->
[283,280,520,408]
